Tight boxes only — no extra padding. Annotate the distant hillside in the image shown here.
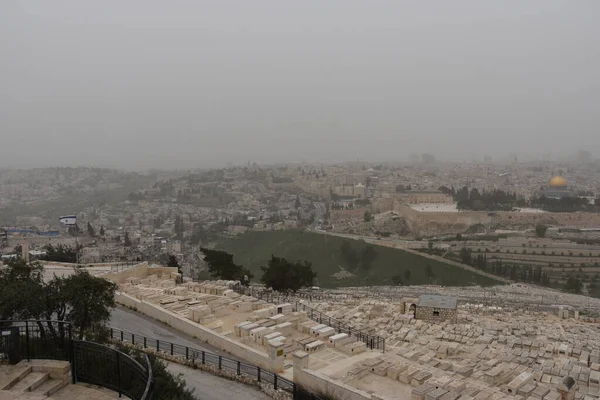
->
[217,230,502,288]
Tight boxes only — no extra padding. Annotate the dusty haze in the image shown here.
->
[1,1,599,169]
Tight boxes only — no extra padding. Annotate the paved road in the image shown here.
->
[110,308,272,400]
[110,306,243,361]
[165,361,271,400]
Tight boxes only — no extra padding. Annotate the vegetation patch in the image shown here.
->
[217,230,501,288]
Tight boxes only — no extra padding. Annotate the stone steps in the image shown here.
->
[9,372,49,393]
[31,378,68,396]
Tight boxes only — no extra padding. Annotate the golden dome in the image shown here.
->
[549,176,567,187]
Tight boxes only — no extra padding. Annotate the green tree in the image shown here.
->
[391,274,403,285]
[564,274,583,294]
[360,245,377,270]
[61,269,117,340]
[0,261,116,341]
[115,345,195,400]
[363,211,373,223]
[0,260,45,320]
[44,244,77,263]
[167,254,182,275]
[99,226,105,236]
[260,255,316,292]
[200,248,253,284]
[87,221,96,237]
[535,224,548,238]
[425,264,435,281]
[340,241,358,270]
[124,231,132,247]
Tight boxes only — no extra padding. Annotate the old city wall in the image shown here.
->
[330,207,371,224]
[115,292,281,372]
[393,199,600,235]
[493,212,600,227]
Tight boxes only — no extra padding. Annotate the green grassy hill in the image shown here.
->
[217,230,502,288]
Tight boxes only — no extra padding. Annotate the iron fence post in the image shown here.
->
[116,351,122,398]
[237,361,241,375]
[274,374,278,390]
[132,333,135,345]
[71,341,77,384]
[156,339,160,352]
[186,347,189,360]
[144,337,147,349]
[202,351,205,364]
[218,355,222,370]
[25,321,30,361]
[120,331,124,342]
[170,343,174,356]
[257,367,261,382]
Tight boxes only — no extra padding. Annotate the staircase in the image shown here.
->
[0,360,70,399]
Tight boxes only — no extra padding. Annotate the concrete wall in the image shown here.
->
[294,367,378,400]
[115,292,281,372]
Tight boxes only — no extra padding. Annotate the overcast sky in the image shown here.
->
[1,1,599,169]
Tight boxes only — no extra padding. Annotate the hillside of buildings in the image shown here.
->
[216,230,501,288]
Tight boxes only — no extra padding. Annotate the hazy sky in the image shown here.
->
[1,1,599,169]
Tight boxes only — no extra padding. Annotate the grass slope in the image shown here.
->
[217,230,501,288]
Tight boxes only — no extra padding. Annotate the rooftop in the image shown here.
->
[417,294,457,309]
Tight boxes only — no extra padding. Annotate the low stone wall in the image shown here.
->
[115,292,281,372]
[294,367,377,400]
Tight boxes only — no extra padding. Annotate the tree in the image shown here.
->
[115,345,196,400]
[167,254,182,275]
[404,268,412,283]
[200,248,253,284]
[363,211,373,223]
[340,241,358,270]
[535,224,548,238]
[44,244,77,263]
[0,259,45,320]
[391,274,403,285]
[61,269,117,340]
[124,231,132,247]
[99,226,105,236]
[174,215,185,239]
[260,255,316,292]
[87,222,96,237]
[565,274,583,294]
[0,261,116,340]
[68,223,81,237]
[360,245,377,270]
[425,264,435,281]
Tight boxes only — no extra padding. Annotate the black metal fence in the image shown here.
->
[109,327,325,399]
[0,320,72,361]
[0,320,153,400]
[72,340,154,400]
[236,286,386,352]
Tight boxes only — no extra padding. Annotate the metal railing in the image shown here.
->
[109,327,327,399]
[72,340,154,400]
[0,320,153,400]
[235,286,386,352]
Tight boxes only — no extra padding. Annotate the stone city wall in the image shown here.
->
[115,292,282,372]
